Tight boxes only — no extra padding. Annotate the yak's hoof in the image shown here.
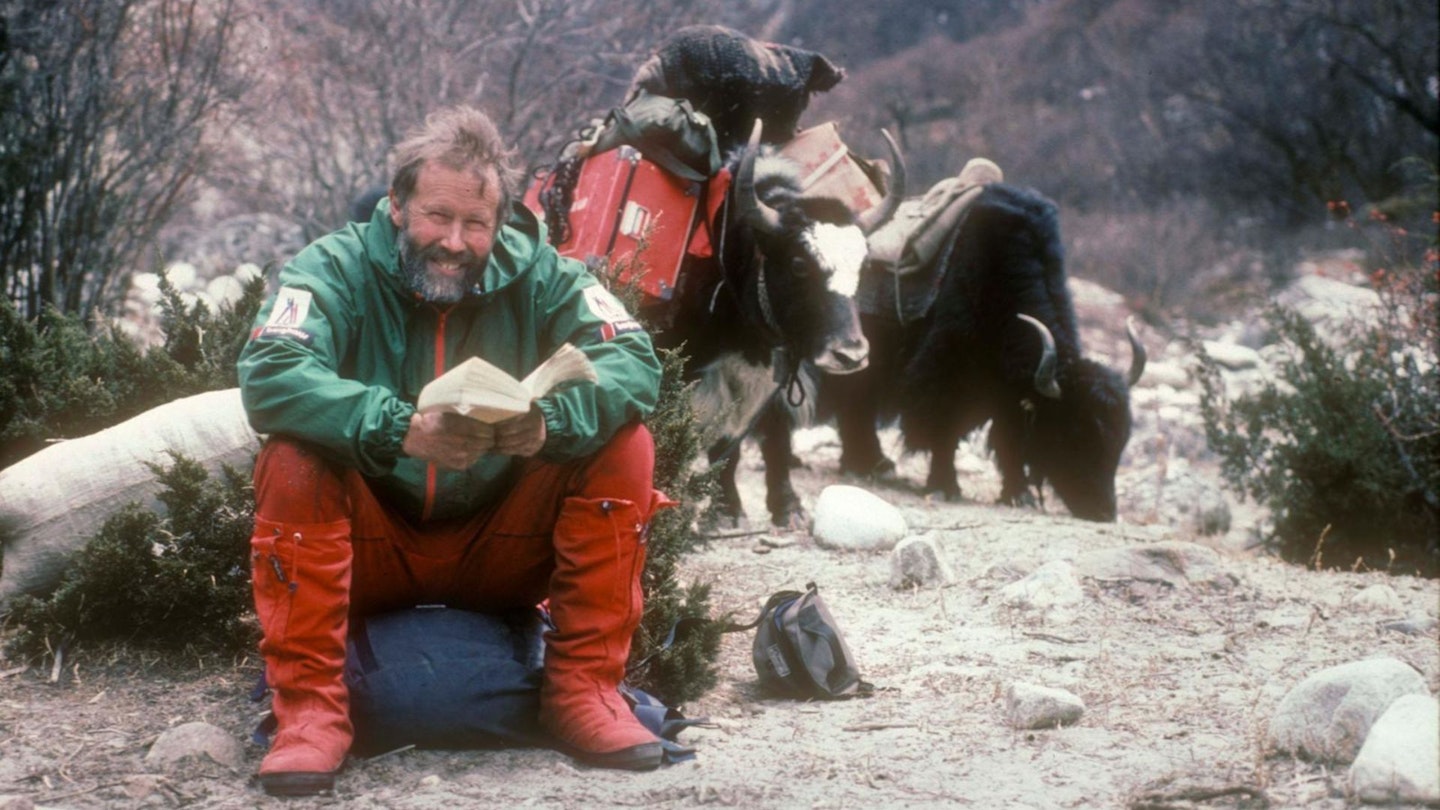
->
[769,507,810,533]
[924,480,963,502]
[704,505,748,533]
[999,491,1038,509]
[841,455,895,479]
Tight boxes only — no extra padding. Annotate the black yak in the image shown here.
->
[654,124,902,526]
[830,182,1145,521]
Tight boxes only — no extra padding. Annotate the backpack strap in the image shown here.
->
[626,588,800,677]
[720,589,804,633]
[624,583,795,677]
[625,615,713,677]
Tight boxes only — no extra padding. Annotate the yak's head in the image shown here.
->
[1020,314,1147,521]
[726,121,903,376]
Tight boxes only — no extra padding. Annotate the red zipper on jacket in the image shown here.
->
[421,305,450,522]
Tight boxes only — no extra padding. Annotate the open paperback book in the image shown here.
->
[416,343,598,424]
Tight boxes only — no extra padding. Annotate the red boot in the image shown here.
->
[539,495,662,770]
[251,518,354,796]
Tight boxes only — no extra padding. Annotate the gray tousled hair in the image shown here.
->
[388,105,521,211]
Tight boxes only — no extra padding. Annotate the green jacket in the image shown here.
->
[237,199,661,522]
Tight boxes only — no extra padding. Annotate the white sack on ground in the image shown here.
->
[0,388,261,606]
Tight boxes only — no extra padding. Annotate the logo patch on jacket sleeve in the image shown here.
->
[252,287,316,344]
[582,285,641,340]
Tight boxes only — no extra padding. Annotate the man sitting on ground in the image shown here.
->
[237,104,667,796]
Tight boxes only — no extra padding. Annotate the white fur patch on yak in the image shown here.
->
[803,223,867,297]
[689,353,776,445]
[752,150,866,298]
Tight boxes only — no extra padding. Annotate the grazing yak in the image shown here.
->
[836,182,1145,521]
[654,124,902,527]
[757,182,1144,523]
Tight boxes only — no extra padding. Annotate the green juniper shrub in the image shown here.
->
[628,345,726,704]
[1,268,264,661]
[0,302,149,469]
[594,246,726,705]
[4,454,257,661]
[0,272,265,470]
[1197,266,1438,576]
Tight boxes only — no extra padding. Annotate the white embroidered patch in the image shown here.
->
[266,287,313,328]
[581,284,633,323]
[804,223,867,297]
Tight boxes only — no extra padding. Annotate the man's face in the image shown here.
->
[390,161,503,303]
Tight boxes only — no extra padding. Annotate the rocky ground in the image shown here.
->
[1,419,1436,809]
[1,263,1435,809]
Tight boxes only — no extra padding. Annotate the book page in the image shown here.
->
[417,343,598,424]
[520,343,599,398]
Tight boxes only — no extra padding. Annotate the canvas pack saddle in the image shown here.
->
[859,157,1005,324]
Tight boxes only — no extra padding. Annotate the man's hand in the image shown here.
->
[403,411,496,470]
[492,406,546,458]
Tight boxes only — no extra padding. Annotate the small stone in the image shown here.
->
[999,560,1084,610]
[234,262,263,283]
[162,261,199,291]
[889,534,954,589]
[1201,340,1264,370]
[1074,542,1230,588]
[1349,584,1402,613]
[1381,617,1439,636]
[1007,682,1085,729]
[145,721,244,770]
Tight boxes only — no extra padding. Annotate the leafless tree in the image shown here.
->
[0,0,249,322]
[231,0,756,240]
[1135,0,1437,223]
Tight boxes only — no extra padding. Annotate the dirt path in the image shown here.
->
[1,426,1436,809]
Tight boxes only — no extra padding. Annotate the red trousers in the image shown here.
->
[251,421,658,617]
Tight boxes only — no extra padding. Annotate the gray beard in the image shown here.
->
[398,231,485,303]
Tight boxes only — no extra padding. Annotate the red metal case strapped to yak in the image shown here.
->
[525,145,705,302]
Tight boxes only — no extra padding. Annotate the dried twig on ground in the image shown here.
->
[1129,783,1270,809]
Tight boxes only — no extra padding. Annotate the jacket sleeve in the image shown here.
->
[530,254,662,462]
[236,242,415,476]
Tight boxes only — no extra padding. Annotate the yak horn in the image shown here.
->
[1125,316,1147,387]
[735,119,784,234]
[855,129,907,233]
[1018,313,1062,399]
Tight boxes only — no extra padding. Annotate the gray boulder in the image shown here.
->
[812,485,907,551]
[1269,657,1429,764]
[1348,693,1440,805]
[1074,541,1232,588]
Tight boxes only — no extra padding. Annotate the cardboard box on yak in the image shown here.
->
[779,122,888,216]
